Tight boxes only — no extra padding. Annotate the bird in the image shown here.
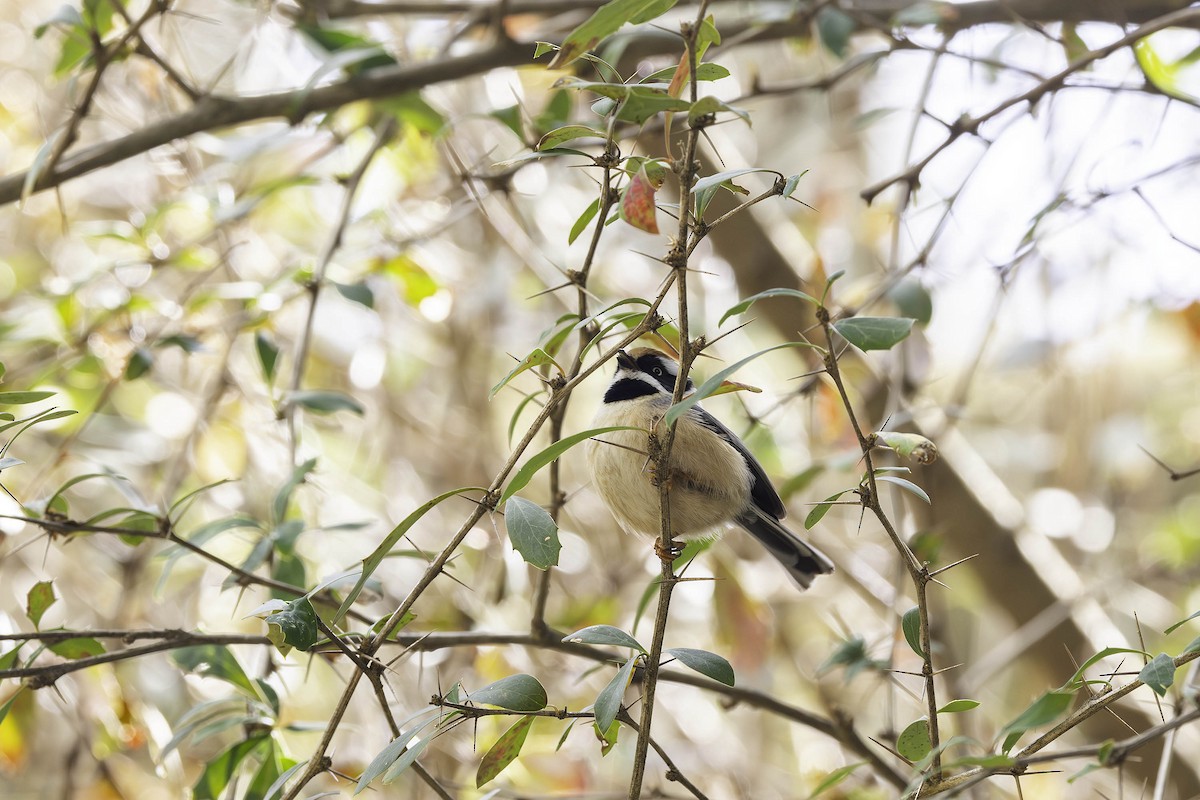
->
[586,346,834,589]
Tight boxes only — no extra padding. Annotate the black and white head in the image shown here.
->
[603,348,693,403]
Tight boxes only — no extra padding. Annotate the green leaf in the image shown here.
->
[333,281,374,308]
[124,347,153,380]
[1060,646,1150,691]
[569,197,602,245]
[1135,37,1198,103]
[999,691,1074,753]
[538,124,606,150]
[938,699,980,713]
[286,390,364,416]
[595,655,638,731]
[500,426,637,504]
[876,474,930,504]
[951,753,1016,768]
[0,391,54,405]
[901,606,924,658]
[805,489,849,530]
[173,645,261,699]
[664,647,734,686]
[1138,653,1176,696]
[1068,761,1107,783]
[476,715,535,788]
[1165,609,1200,635]
[896,718,932,762]
[664,342,816,428]
[562,624,646,653]
[549,0,679,69]
[26,581,55,628]
[385,91,445,136]
[334,486,484,625]
[889,277,933,324]
[193,735,270,800]
[875,431,938,464]
[0,645,21,670]
[158,334,205,353]
[687,95,750,126]
[1185,635,1200,655]
[382,733,436,783]
[490,348,562,400]
[263,597,319,653]
[690,167,779,195]
[47,637,105,659]
[245,741,289,800]
[0,687,26,726]
[781,172,806,198]
[816,6,855,57]
[255,331,280,384]
[273,458,316,524]
[507,390,545,445]
[492,146,593,169]
[818,635,887,682]
[644,62,730,82]
[355,713,440,793]
[806,762,865,799]
[504,496,561,570]
[719,287,818,325]
[470,674,549,712]
[832,316,915,351]
[612,86,693,124]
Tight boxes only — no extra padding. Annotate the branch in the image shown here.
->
[861,6,1200,204]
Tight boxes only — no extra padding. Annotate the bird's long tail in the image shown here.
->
[737,506,835,589]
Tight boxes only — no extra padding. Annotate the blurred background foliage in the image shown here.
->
[1,0,1199,798]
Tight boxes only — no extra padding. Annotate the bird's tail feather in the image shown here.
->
[737,507,835,589]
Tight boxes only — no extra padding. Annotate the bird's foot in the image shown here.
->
[654,537,684,564]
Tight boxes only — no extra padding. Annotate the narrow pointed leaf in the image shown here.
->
[476,715,535,788]
[805,490,849,530]
[664,647,734,686]
[562,624,646,653]
[334,486,484,625]
[470,674,548,712]
[664,342,817,427]
[901,606,924,658]
[286,390,364,416]
[595,656,638,731]
[806,762,865,799]
[500,426,638,504]
[720,288,818,325]
[938,699,980,713]
[999,691,1074,753]
[876,474,930,504]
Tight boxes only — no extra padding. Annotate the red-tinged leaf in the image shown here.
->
[620,167,660,233]
[476,716,535,787]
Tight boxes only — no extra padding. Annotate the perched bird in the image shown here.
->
[587,347,834,589]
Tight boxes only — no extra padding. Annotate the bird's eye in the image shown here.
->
[652,367,663,376]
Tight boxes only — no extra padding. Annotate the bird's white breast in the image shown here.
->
[586,396,752,540]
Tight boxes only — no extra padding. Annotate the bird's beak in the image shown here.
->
[615,350,637,371]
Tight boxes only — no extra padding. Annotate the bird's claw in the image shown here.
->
[654,537,684,563]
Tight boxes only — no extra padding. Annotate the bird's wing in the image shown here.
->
[687,405,787,519]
